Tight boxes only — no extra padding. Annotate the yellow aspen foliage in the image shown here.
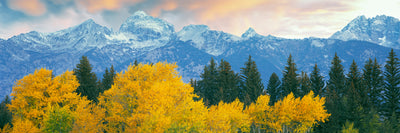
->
[10,118,40,133]
[99,62,208,132]
[245,95,272,131]
[71,99,105,133]
[206,99,251,133]
[8,68,98,132]
[269,91,330,133]
[0,124,12,133]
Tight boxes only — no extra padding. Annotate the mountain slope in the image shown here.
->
[1,13,400,100]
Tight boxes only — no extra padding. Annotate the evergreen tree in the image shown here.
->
[327,53,346,96]
[345,60,364,127]
[266,72,280,105]
[323,53,347,132]
[197,58,219,106]
[281,54,299,98]
[362,58,384,111]
[299,71,312,97]
[73,56,99,102]
[0,95,12,129]
[359,108,381,133]
[310,64,324,97]
[383,49,400,118]
[240,55,264,105]
[217,59,240,103]
[134,59,139,66]
[101,65,116,93]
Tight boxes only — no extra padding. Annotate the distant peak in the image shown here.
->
[241,27,258,38]
[181,24,210,31]
[81,19,96,25]
[132,10,149,17]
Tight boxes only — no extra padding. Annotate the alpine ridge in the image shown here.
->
[1,11,400,99]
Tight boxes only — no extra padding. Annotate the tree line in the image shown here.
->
[1,48,400,132]
[191,50,400,132]
[0,57,329,132]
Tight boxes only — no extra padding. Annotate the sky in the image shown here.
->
[0,0,400,39]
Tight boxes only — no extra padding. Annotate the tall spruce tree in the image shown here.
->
[310,64,325,97]
[383,49,400,118]
[327,53,346,95]
[101,65,116,93]
[345,60,364,127]
[73,56,99,102]
[197,58,219,106]
[323,53,347,132]
[299,71,312,97]
[281,54,299,98]
[240,55,264,105]
[217,59,240,103]
[267,72,281,105]
[0,95,12,129]
[362,58,384,111]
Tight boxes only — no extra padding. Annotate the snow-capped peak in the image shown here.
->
[119,11,175,41]
[330,15,400,49]
[241,27,259,38]
[132,10,148,17]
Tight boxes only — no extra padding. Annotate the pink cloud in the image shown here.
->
[150,0,178,16]
[76,0,142,13]
[8,0,47,16]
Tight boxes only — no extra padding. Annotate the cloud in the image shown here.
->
[1,0,398,39]
[150,0,178,16]
[76,0,142,13]
[8,0,47,16]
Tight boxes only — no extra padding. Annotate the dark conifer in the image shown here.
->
[101,65,116,93]
[362,58,384,111]
[299,71,312,97]
[383,49,400,118]
[0,95,12,129]
[73,56,99,102]
[281,54,299,97]
[345,60,364,126]
[217,59,240,103]
[323,53,347,132]
[197,58,219,106]
[240,55,264,105]
[310,64,324,97]
[267,72,280,105]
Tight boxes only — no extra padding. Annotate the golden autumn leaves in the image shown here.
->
[6,62,330,132]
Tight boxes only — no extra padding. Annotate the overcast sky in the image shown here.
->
[0,0,399,39]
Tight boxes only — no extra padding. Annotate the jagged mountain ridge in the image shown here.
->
[1,12,399,99]
[331,15,400,48]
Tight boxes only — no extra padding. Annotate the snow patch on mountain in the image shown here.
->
[177,25,209,44]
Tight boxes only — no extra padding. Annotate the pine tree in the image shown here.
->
[327,53,346,96]
[281,54,299,98]
[310,64,324,97]
[197,58,219,106]
[0,95,12,129]
[362,58,384,111]
[73,56,99,102]
[134,59,139,66]
[323,53,347,132]
[299,71,312,97]
[267,72,281,105]
[240,55,264,105]
[383,49,400,118]
[217,59,240,103]
[101,65,116,93]
[345,60,364,127]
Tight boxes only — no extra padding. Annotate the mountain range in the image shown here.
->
[1,11,400,99]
